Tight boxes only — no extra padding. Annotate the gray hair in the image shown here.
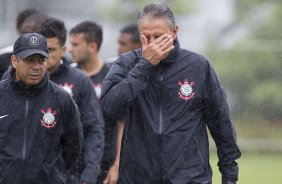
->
[137,2,175,29]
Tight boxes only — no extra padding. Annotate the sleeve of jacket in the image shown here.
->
[79,77,105,184]
[100,52,154,117]
[61,94,83,170]
[203,61,241,183]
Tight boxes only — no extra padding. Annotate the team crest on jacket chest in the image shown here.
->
[93,83,102,99]
[178,79,195,101]
[59,82,74,96]
[41,108,57,128]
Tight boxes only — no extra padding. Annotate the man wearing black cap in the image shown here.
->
[0,32,83,183]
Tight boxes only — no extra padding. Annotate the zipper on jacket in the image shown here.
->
[22,98,29,183]
[158,68,165,183]
[159,70,164,134]
[159,136,165,184]
[23,99,29,159]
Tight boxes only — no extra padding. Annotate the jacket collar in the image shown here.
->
[50,58,69,80]
[8,67,49,97]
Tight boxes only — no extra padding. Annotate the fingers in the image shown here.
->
[162,44,175,55]
[140,35,148,46]
[159,37,173,51]
[154,34,173,53]
[141,33,175,65]
[155,34,172,45]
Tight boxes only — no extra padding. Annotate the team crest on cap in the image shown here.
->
[28,35,40,47]
[41,108,57,128]
[60,82,74,97]
[178,79,195,101]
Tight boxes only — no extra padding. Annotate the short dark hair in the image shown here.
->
[16,8,39,32]
[20,12,48,34]
[120,24,140,45]
[70,21,103,51]
[37,17,67,46]
[138,3,175,30]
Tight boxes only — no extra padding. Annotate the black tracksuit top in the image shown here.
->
[0,68,83,184]
[50,58,105,184]
[100,39,241,184]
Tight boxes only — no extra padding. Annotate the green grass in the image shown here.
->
[210,151,282,184]
[234,118,282,138]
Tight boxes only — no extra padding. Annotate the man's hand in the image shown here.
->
[103,164,119,184]
[141,34,174,65]
[222,178,236,184]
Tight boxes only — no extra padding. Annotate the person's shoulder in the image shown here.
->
[48,81,76,111]
[48,80,72,97]
[0,52,12,67]
[68,65,89,79]
[64,66,95,93]
[113,49,140,68]
[59,61,90,82]
[105,62,113,69]
[0,45,13,55]
[0,52,12,59]
[179,48,210,67]
[0,79,10,90]
[180,48,208,61]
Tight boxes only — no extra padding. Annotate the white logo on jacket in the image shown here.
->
[41,108,57,128]
[59,82,74,97]
[178,79,195,101]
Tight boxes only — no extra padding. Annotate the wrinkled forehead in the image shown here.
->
[138,16,173,30]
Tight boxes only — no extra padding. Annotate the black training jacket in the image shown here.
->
[0,68,83,184]
[100,39,241,184]
[50,58,105,184]
[0,52,12,79]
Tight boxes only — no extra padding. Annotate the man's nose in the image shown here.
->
[32,61,41,69]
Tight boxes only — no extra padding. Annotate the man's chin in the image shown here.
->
[27,78,43,86]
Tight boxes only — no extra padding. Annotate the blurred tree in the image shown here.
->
[98,0,196,23]
[206,0,282,121]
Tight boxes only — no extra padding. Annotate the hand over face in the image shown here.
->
[141,34,174,65]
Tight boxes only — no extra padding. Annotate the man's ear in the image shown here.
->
[172,25,179,39]
[89,42,97,52]
[10,55,18,69]
[61,46,67,56]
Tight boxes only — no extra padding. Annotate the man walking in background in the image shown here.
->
[37,18,105,184]
[0,8,48,79]
[117,24,141,55]
[69,21,121,184]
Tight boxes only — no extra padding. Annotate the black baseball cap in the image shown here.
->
[13,32,48,59]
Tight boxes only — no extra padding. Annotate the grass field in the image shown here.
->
[210,151,282,184]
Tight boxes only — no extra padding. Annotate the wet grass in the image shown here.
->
[210,151,282,184]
